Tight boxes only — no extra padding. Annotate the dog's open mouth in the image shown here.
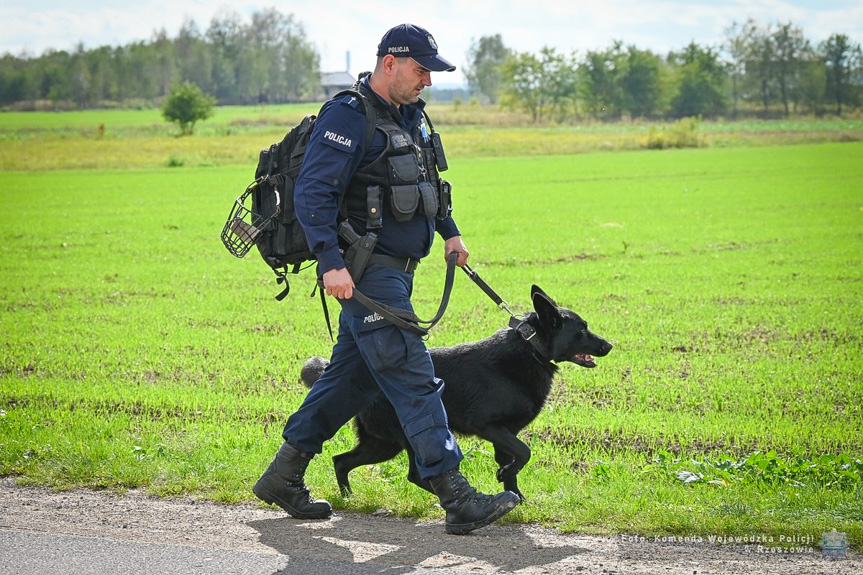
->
[572,354,597,368]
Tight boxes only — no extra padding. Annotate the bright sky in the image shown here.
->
[1,0,861,86]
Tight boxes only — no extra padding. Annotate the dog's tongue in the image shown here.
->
[573,354,596,368]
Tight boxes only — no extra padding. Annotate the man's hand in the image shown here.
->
[444,235,469,267]
[322,267,355,299]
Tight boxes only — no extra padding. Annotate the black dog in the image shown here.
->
[301,285,613,500]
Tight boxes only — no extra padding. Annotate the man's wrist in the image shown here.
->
[316,247,346,275]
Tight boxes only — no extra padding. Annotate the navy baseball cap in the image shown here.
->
[376,24,456,72]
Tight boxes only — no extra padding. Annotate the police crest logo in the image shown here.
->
[427,34,438,50]
[821,529,848,560]
[391,133,410,149]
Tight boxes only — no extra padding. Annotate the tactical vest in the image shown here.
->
[329,84,457,337]
[341,86,451,233]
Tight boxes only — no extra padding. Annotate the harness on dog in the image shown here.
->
[461,264,550,362]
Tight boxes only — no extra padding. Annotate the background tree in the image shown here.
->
[0,55,29,104]
[499,47,577,122]
[464,34,511,104]
[797,56,826,115]
[578,42,626,120]
[821,33,863,115]
[668,42,727,118]
[271,13,320,102]
[744,20,777,116]
[206,12,244,104]
[723,21,751,118]
[175,18,212,94]
[42,49,71,107]
[151,28,177,98]
[621,46,662,118]
[69,44,92,108]
[161,81,216,135]
[771,22,810,116]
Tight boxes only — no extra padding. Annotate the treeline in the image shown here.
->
[0,8,320,109]
[465,20,862,120]
[2,10,861,120]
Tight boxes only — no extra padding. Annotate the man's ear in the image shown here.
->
[381,54,398,75]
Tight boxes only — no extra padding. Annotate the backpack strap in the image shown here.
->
[332,87,380,227]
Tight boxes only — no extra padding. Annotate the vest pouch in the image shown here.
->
[366,185,383,230]
[418,181,439,218]
[390,185,420,222]
[388,154,421,185]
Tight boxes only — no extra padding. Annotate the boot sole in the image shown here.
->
[253,482,332,520]
[445,492,520,535]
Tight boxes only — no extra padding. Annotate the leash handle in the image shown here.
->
[462,264,516,318]
[356,251,458,336]
[318,252,459,338]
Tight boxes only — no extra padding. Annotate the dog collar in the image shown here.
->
[508,316,551,363]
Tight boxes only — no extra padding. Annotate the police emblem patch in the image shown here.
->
[391,133,410,149]
[427,34,438,50]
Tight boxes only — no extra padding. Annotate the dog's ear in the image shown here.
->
[530,285,556,305]
[532,286,562,329]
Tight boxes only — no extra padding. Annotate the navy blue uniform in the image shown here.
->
[294,77,459,275]
[282,77,464,479]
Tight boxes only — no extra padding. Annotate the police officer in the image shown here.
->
[253,24,520,535]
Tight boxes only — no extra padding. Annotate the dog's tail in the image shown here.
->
[300,356,329,388]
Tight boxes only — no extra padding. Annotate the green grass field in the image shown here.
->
[0,109,861,545]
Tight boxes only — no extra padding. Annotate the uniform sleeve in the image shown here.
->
[294,96,368,274]
[435,215,461,240]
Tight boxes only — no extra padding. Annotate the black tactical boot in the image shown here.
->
[253,442,332,520]
[429,468,520,535]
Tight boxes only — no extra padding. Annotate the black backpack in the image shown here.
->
[220,89,376,300]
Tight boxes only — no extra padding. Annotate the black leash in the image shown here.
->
[461,264,546,358]
[461,263,515,318]
[317,252,459,339]
[353,251,458,336]
[317,255,543,358]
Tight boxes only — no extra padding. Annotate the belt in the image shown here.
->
[368,254,420,273]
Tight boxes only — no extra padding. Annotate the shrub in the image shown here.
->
[643,117,707,149]
[161,82,216,136]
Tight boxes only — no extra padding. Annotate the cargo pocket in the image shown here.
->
[389,185,420,222]
[404,413,443,468]
[388,154,420,183]
[418,181,439,218]
[356,325,409,373]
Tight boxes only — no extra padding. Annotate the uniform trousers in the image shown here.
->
[281,264,463,479]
